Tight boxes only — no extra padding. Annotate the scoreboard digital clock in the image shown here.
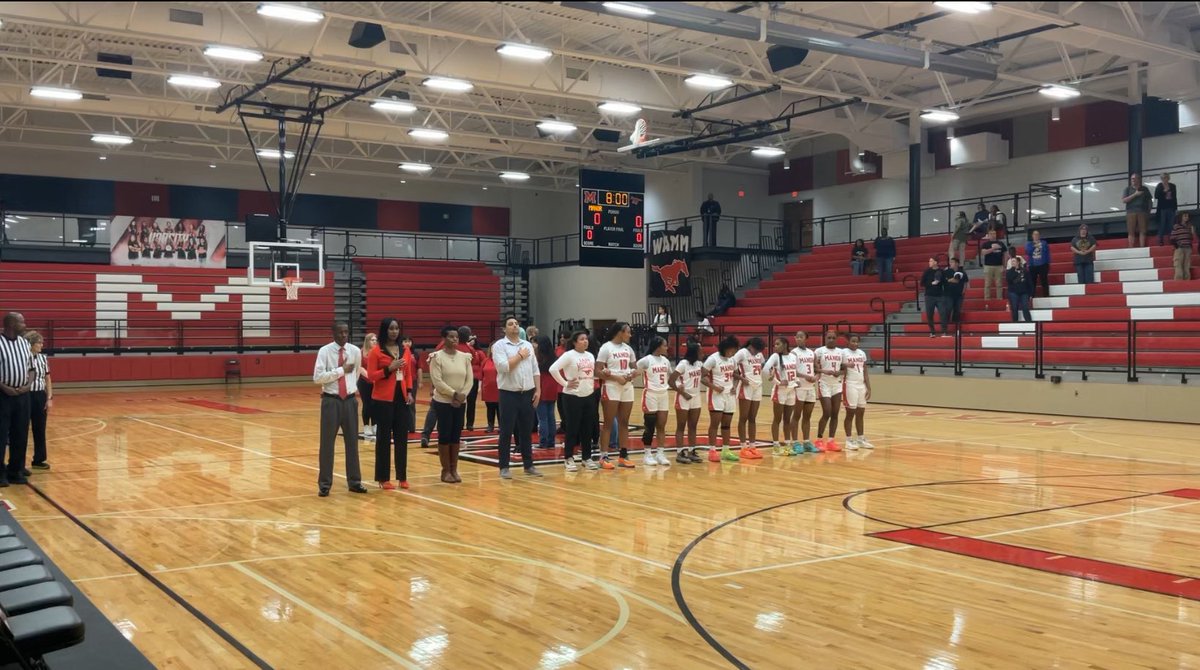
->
[579,169,646,268]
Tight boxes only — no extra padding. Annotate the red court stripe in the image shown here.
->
[871,528,1200,601]
[177,399,266,414]
[1163,488,1200,500]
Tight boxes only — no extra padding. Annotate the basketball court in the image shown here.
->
[5,386,1197,669]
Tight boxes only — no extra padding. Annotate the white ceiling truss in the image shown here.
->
[0,2,1192,192]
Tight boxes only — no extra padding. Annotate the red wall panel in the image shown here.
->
[52,352,315,383]
[471,206,510,237]
[1084,101,1130,147]
[1047,104,1087,152]
[114,181,171,217]
[377,200,420,232]
[767,156,814,196]
[834,150,883,185]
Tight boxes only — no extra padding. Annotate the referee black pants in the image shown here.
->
[29,390,48,466]
[497,389,534,470]
[0,393,29,480]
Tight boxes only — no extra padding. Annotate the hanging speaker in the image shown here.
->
[348,22,386,49]
[245,214,278,243]
[766,45,809,73]
[591,128,621,143]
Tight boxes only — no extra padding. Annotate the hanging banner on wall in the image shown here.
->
[109,216,227,268]
[648,226,692,297]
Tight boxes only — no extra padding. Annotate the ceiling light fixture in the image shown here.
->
[933,1,993,13]
[30,87,83,101]
[597,101,642,115]
[256,148,296,159]
[685,74,733,89]
[98,156,107,160]
[751,147,785,158]
[920,109,960,123]
[168,74,221,89]
[204,45,264,62]
[602,2,655,16]
[209,164,216,168]
[496,43,553,61]
[1039,84,1081,99]
[91,134,133,145]
[408,128,449,141]
[422,77,473,92]
[256,3,324,23]
[1051,106,1061,121]
[537,120,578,133]
[371,99,417,113]
[399,162,433,173]
[500,171,531,181]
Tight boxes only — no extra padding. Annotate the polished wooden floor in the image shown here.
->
[10,383,1200,669]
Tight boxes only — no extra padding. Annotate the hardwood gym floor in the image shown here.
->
[7,383,1200,669]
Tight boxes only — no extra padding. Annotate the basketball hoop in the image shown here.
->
[283,276,299,301]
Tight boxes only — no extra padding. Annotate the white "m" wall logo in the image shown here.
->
[95,274,272,338]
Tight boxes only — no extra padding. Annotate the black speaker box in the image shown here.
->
[245,214,278,243]
[766,45,809,73]
[349,22,386,49]
[592,128,622,143]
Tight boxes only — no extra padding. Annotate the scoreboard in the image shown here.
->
[579,169,646,268]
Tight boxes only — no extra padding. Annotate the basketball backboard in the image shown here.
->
[248,241,325,288]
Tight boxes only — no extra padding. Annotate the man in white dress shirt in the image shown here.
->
[492,317,543,480]
[313,323,369,497]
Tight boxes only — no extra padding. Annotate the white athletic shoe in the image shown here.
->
[585,460,601,470]
[564,459,579,472]
[656,448,670,467]
[643,451,660,466]
[859,438,875,450]
[846,438,860,451]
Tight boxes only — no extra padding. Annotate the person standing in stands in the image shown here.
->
[1025,229,1051,297]
[429,326,474,484]
[1072,224,1098,285]
[493,317,543,479]
[1006,256,1034,323]
[1171,211,1196,280]
[850,239,868,275]
[313,322,368,497]
[951,211,970,263]
[652,305,672,335]
[23,331,50,471]
[979,229,1008,303]
[0,312,31,486]
[921,257,949,338]
[945,258,968,326]
[1156,173,1178,247]
[873,228,896,282]
[712,285,736,316]
[366,318,414,490]
[988,205,1008,238]
[1123,172,1152,248]
[701,193,721,247]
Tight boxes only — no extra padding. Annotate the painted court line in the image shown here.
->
[885,431,1200,469]
[175,399,267,414]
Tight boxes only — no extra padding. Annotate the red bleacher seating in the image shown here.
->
[357,259,501,345]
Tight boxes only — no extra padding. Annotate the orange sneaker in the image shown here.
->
[738,447,757,460]
[707,448,721,462]
[379,481,396,490]
[825,439,842,452]
[600,458,615,470]
[747,447,764,459]
[813,439,827,452]
[618,457,637,468]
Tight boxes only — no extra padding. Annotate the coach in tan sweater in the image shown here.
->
[430,326,474,483]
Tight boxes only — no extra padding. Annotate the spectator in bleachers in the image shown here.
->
[1025,229,1052,297]
[1123,172,1152,248]
[988,205,1008,237]
[701,193,721,247]
[358,332,377,440]
[970,204,990,239]
[652,305,672,334]
[921,258,949,338]
[1006,256,1033,322]
[979,229,1008,303]
[951,211,970,263]
[1071,224,1098,285]
[1171,211,1196,280]
[873,228,896,282]
[1156,173,1178,246]
[946,258,968,326]
[696,312,714,336]
[712,285,736,316]
[850,239,868,275]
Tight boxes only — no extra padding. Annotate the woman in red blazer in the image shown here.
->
[366,318,415,490]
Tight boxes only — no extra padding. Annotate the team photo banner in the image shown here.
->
[110,216,227,268]
[648,226,692,297]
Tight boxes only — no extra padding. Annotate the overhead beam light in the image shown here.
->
[168,74,221,89]
[597,101,642,115]
[30,86,83,101]
[751,147,785,157]
[204,45,264,62]
[371,99,417,113]
[537,120,578,133]
[422,77,473,92]
[256,148,296,159]
[256,3,324,23]
[496,43,553,61]
[920,109,960,123]
[92,134,133,145]
[500,171,531,181]
[1040,84,1081,99]
[602,2,655,16]
[408,128,449,141]
[933,1,993,13]
[399,162,433,173]
[685,74,733,89]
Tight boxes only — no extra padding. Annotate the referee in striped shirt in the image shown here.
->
[0,312,32,486]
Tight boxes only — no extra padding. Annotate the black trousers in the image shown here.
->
[947,294,964,324]
[356,379,374,426]
[373,390,409,482]
[319,394,362,489]
[29,390,47,465]
[497,389,535,470]
[0,393,29,478]
[485,401,499,429]
[1030,264,1050,297]
[432,400,465,445]
[561,393,596,461]
[466,379,479,429]
[924,295,948,334]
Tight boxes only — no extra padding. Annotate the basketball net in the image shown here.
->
[283,276,299,301]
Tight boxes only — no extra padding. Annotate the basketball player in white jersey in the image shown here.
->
[702,336,740,462]
[762,336,798,457]
[671,340,704,464]
[813,330,845,452]
[732,337,766,459]
[788,330,821,454]
[596,322,637,469]
[841,334,874,450]
[636,337,673,467]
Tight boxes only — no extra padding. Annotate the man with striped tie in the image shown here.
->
[313,322,369,497]
[0,312,32,487]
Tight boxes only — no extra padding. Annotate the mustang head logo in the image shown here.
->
[651,259,690,294]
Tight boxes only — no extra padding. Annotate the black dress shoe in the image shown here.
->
[348,484,368,494]
[318,488,330,497]
[8,475,28,485]
[19,469,29,478]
